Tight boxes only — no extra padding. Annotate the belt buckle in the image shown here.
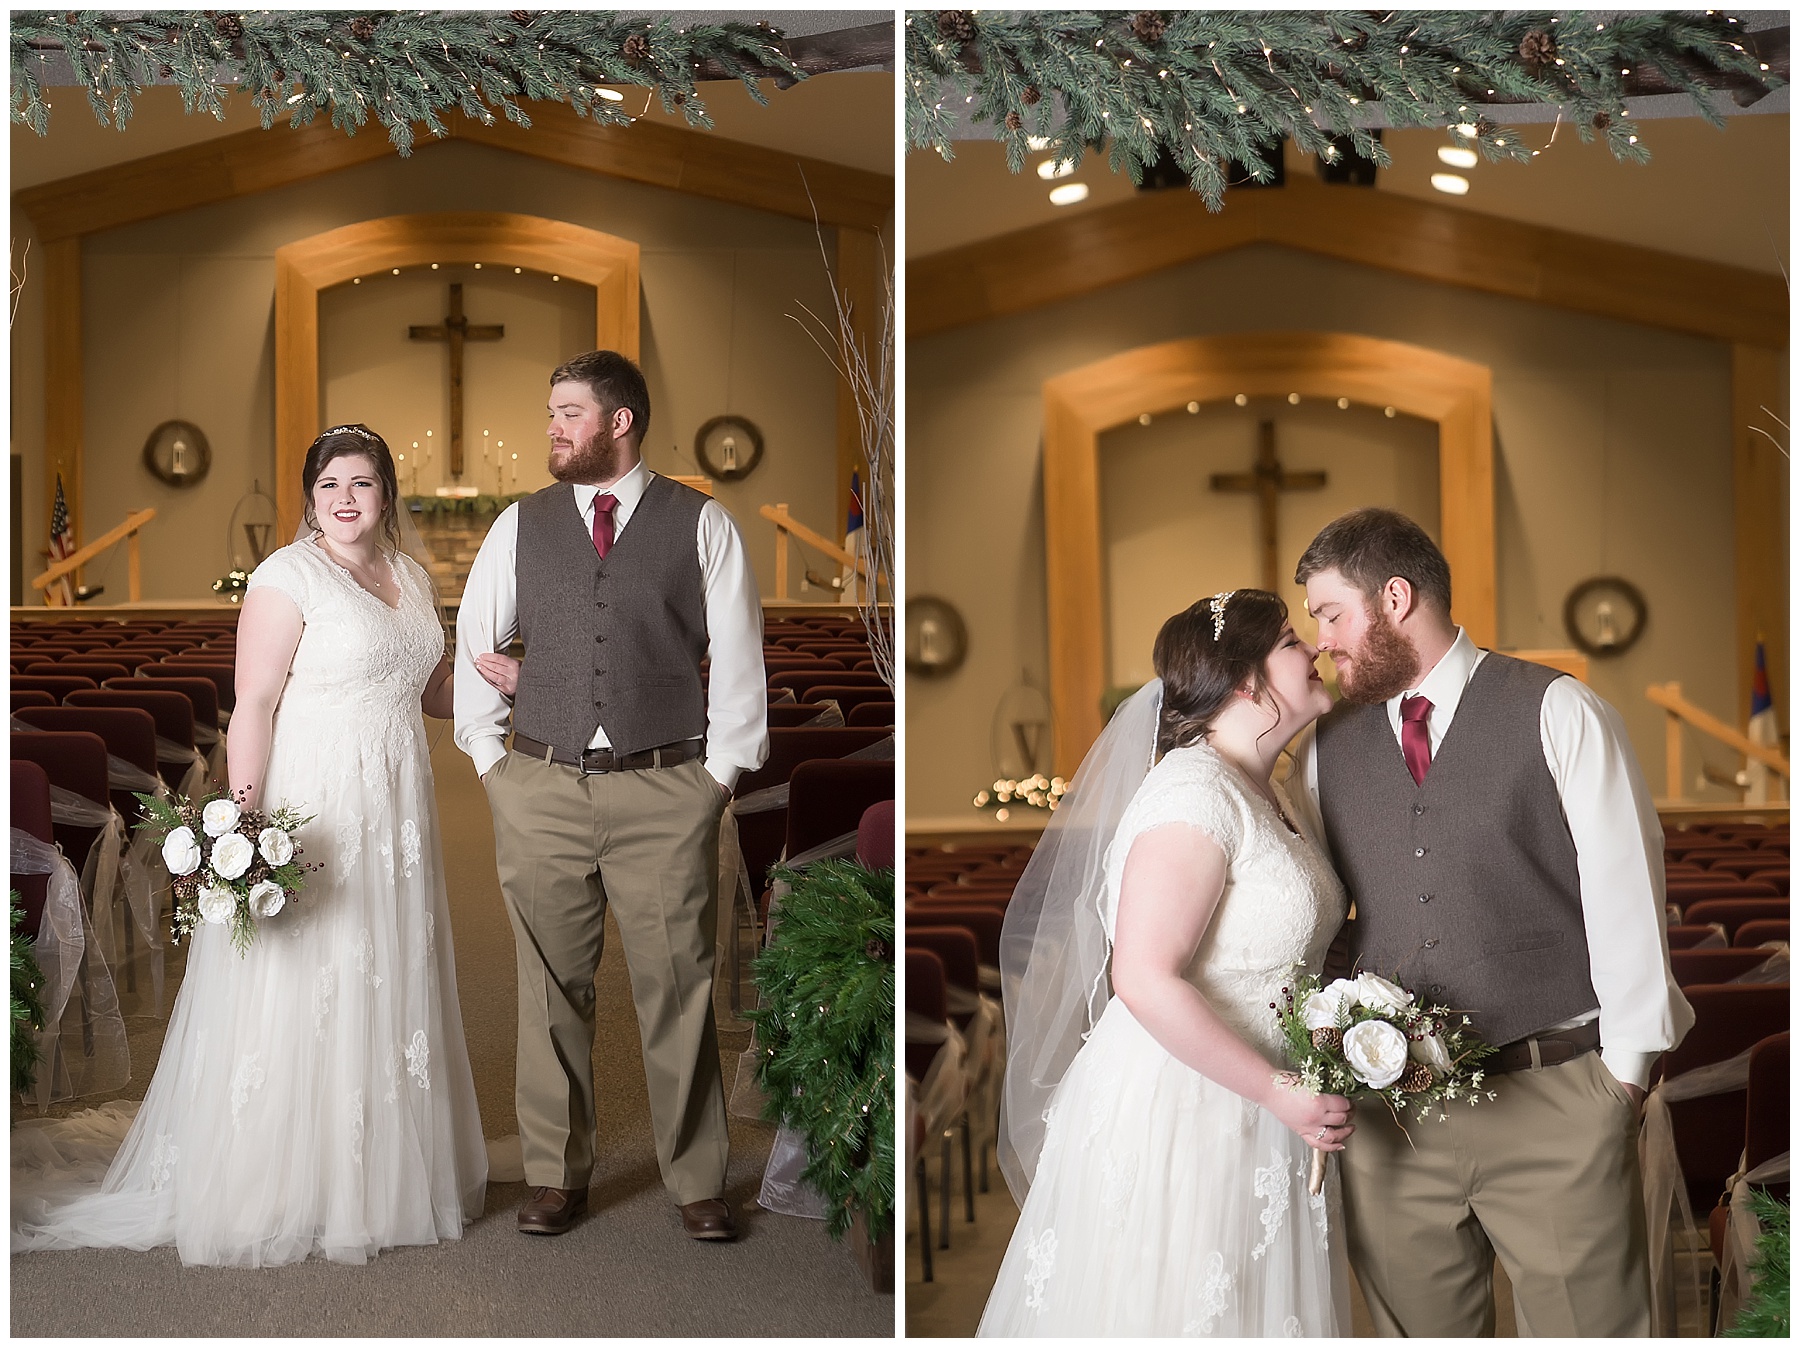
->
[578,748,612,775]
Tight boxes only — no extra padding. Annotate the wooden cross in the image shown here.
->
[1209,420,1328,591]
[408,283,503,477]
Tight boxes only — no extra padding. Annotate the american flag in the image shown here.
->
[45,473,75,606]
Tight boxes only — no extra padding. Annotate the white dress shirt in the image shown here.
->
[454,459,769,791]
[1288,628,1694,1090]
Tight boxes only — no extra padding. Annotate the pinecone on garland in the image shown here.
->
[213,13,244,42]
[510,10,533,25]
[1398,1062,1434,1093]
[1311,1026,1343,1054]
[1518,30,1556,68]
[864,936,892,961]
[1004,109,1023,131]
[1592,111,1612,129]
[937,11,977,45]
[1022,84,1042,106]
[1132,12,1167,45]
[1474,116,1498,138]
[349,16,376,41]
[622,33,651,63]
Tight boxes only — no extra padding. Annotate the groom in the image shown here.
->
[1288,507,1692,1336]
[455,349,768,1240]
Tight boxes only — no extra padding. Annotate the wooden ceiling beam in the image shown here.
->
[15,104,891,242]
[908,175,1785,348]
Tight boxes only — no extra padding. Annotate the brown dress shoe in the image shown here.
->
[679,1198,737,1241]
[517,1185,588,1235]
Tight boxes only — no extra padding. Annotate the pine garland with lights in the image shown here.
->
[906,11,1780,210]
[12,11,804,153]
[12,891,47,1097]
[1725,1192,1790,1338]
[748,859,895,1242]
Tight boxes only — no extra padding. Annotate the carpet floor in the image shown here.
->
[11,721,894,1337]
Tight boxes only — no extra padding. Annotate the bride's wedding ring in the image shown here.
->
[1315,1127,1328,1141]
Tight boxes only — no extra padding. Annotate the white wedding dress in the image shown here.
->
[12,538,488,1267]
[980,741,1350,1336]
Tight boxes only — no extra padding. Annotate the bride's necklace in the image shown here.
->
[1211,744,1302,836]
[317,536,392,598]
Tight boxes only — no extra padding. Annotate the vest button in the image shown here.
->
[1415,847,1427,858]
[1423,938,1439,949]
[1413,803,1425,815]
[1418,893,1432,903]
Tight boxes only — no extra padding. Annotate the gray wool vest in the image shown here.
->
[512,475,709,756]
[1314,653,1598,1047]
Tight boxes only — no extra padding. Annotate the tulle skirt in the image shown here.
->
[979,999,1348,1336]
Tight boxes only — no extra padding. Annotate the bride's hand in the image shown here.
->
[475,652,521,696]
[1265,1076,1355,1152]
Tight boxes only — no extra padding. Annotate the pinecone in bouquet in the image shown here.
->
[1274,967,1498,1123]
[134,785,318,957]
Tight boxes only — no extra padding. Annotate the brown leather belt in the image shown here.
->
[511,733,701,774]
[1483,1019,1602,1076]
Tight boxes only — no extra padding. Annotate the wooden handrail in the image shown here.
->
[33,508,156,602]
[760,502,878,600]
[1646,680,1789,803]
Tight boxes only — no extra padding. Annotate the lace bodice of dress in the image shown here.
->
[246,540,443,741]
[1102,741,1346,1057]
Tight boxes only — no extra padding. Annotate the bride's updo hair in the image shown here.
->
[1152,589,1289,756]
[301,424,403,552]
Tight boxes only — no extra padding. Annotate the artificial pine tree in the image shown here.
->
[748,859,895,1242]
[12,11,804,152]
[1725,1192,1791,1338]
[12,891,47,1096]
[906,11,1781,209]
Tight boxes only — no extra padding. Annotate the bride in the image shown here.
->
[980,590,1353,1336]
[13,425,490,1267]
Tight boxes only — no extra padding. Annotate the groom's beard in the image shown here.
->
[548,423,625,484]
[1334,606,1421,704]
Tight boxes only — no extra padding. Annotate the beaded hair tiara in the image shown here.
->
[1208,589,1237,640]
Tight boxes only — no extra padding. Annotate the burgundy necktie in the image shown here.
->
[1400,694,1434,786]
[591,493,618,560]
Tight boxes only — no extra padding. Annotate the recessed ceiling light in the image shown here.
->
[1036,159,1075,180]
[1430,173,1471,196]
[1138,413,1152,425]
[1437,146,1478,169]
[596,88,625,102]
[1048,182,1089,206]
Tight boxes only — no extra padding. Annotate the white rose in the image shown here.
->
[1409,1031,1451,1074]
[257,827,294,867]
[196,885,237,925]
[161,826,202,877]
[201,799,241,837]
[1353,972,1415,1013]
[209,831,254,881]
[247,880,286,918]
[1300,979,1357,1031]
[1342,1019,1410,1090]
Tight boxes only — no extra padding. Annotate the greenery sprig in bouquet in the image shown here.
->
[134,787,316,956]
[1275,967,1498,1192]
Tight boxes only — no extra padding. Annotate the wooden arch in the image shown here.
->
[273,211,640,538]
[1043,330,1494,773]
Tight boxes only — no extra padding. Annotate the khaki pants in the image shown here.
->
[1341,1051,1652,1337]
[483,748,730,1204]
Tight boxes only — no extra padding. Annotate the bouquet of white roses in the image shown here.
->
[133,787,316,956]
[1274,967,1498,1193]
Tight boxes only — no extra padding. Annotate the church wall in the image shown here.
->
[908,242,1743,819]
[16,139,858,603]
